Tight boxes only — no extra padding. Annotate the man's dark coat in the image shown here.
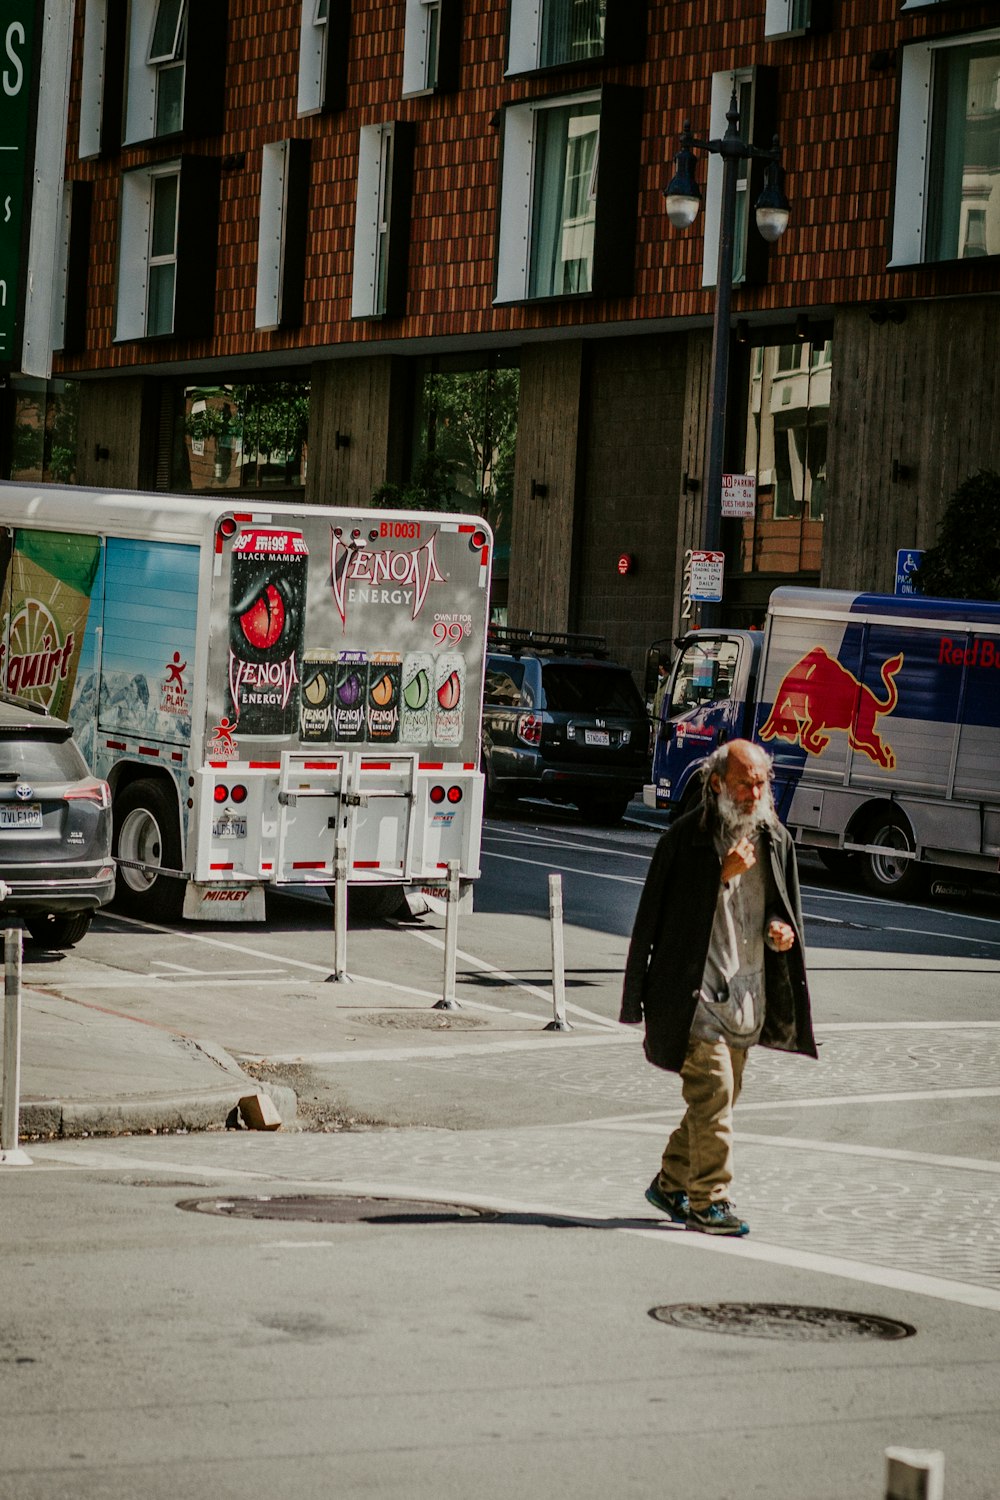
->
[620,807,817,1073]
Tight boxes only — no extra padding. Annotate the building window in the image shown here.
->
[763,0,831,38]
[122,0,225,145]
[175,382,309,492]
[496,86,641,303]
[148,0,186,137]
[506,0,644,74]
[741,341,832,577]
[351,123,415,319]
[402,0,461,94]
[147,171,179,336]
[7,380,79,484]
[892,29,1000,265]
[297,0,350,114]
[702,67,778,289]
[115,157,221,341]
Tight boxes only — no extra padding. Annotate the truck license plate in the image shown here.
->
[584,730,610,747]
[212,817,247,839]
[0,803,41,828]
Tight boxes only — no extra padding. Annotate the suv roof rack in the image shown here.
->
[488,627,608,659]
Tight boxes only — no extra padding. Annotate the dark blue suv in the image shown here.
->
[482,631,648,824]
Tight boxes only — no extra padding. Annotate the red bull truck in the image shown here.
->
[0,482,492,923]
[648,586,1000,898]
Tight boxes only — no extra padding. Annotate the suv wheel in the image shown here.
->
[27,912,92,949]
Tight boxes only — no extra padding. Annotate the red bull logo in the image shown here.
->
[759,646,904,769]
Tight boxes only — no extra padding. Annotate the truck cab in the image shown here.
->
[646,629,762,814]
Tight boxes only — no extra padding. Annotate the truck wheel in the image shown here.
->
[27,912,93,949]
[861,810,924,900]
[113,779,184,920]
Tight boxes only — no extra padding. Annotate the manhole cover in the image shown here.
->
[356,1012,485,1029]
[649,1303,916,1342]
[178,1194,494,1224]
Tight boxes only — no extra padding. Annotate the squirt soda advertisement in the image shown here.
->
[0,529,101,720]
[209,514,492,762]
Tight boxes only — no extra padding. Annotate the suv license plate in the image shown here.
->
[584,729,610,747]
[213,817,247,839]
[0,803,42,829]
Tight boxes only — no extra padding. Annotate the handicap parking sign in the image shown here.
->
[895,549,923,596]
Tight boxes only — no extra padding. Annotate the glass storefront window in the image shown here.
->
[401,357,519,616]
[174,381,309,492]
[738,339,832,577]
[8,380,78,483]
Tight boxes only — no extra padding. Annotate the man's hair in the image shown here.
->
[698,741,773,828]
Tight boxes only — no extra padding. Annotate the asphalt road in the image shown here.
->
[4,807,1000,1498]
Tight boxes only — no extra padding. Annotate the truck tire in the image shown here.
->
[113,779,185,920]
[861,809,924,900]
[27,912,93,949]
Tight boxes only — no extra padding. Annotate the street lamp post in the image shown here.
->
[665,88,791,626]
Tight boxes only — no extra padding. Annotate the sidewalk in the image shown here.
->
[3,793,663,1143]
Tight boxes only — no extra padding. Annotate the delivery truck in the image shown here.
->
[0,481,492,923]
[648,586,1000,898]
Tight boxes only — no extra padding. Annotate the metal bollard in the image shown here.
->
[326,838,351,983]
[1,924,32,1166]
[433,860,461,1011]
[885,1448,944,1500]
[544,872,571,1031]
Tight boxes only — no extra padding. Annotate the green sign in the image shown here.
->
[0,2,40,371]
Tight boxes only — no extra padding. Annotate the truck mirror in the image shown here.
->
[643,646,660,698]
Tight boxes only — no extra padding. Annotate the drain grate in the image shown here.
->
[178,1194,494,1224]
[649,1303,916,1342]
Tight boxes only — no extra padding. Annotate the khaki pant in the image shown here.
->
[658,1039,748,1210]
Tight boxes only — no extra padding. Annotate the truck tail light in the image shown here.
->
[447,785,463,804]
[230,784,248,804]
[65,781,112,810]
[517,714,543,747]
[214,784,229,804]
[429,785,445,804]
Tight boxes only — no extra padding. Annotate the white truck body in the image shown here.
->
[0,482,492,922]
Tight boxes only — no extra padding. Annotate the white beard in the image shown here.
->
[716,784,777,841]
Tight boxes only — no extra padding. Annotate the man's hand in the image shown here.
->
[721,836,756,884]
[766,917,795,952]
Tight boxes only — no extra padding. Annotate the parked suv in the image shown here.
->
[0,700,114,948]
[482,630,649,823]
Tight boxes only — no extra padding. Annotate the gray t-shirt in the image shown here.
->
[689,831,768,1049]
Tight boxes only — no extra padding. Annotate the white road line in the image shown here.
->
[25,1148,1000,1313]
[623,1225,1000,1314]
[584,1121,1000,1176]
[250,1032,635,1064]
[482,848,644,884]
[817,1019,1000,1030]
[586,1087,1000,1118]
[803,885,1000,929]
[406,927,620,1028]
[735,1131,1000,1175]
[484,828,653,861]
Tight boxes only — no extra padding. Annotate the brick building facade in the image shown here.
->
[5,0,999,677]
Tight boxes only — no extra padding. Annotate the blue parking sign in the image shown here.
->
[895,549,924,596]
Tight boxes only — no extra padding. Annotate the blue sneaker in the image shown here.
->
[686,1200,749,1237]
[645,1178,690,1223]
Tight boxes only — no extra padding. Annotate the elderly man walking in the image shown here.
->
[620,739,816,1236]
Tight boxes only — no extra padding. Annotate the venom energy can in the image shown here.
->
[432,651,465,747]
[400,651,434,745]
[228,528,308,738]
[367,654,401,743]
[332,654,367,743]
